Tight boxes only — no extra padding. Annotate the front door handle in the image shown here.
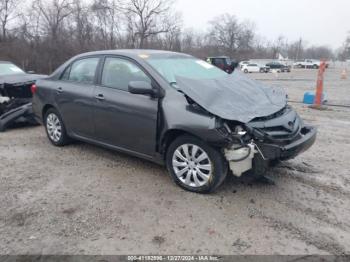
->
[57,87,63,93]
[95,94,105,101]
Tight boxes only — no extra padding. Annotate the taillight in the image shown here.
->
[31,84,37,94]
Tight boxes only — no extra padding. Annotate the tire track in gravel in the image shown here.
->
[273,197,350,232]
[252,161,350,255]
[253,208,347,255]
[273,165,350,199]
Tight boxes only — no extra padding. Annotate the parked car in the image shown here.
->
[242,63,270,73]
[32,50,317,193]
[206,56,237,74]
[241,63,260,73]
[239,60,250,68]
[260,65,270,73]
[266,61,291,73]
[293,59,329,69]
[0,61,46,131]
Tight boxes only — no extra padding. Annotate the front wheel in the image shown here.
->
[166,135,228,193]
[244,69,248,73]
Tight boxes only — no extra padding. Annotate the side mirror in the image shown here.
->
[128,81,157,96]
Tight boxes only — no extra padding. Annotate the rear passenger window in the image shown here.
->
[68,58,99,84]
[101,57,151,91]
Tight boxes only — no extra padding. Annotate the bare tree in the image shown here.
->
[338,32,350,61]
[31,0,73,71]
[0,0,19,41]
[270,35,288,59]
[123,0,176,48]
[207,14,255,58]
[69,0,94,51]
[91,0,121,49]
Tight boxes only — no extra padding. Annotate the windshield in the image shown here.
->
[146,56,227,84]
[0,63,25,76]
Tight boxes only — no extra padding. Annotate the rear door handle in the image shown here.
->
[95,94,105,101]
[57,87,63,93]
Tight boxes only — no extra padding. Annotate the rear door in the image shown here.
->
[54,56,101,138]
[251,64,260,72]
[92,56,159,156]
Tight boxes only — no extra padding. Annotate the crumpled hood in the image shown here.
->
[176,72,287,123]
[0,74,47,85]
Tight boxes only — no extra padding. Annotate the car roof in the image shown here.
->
[0,60,12,64]
[75,49,191,59]
[207,56,230,59]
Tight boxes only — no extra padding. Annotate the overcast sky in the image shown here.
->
[175,0,349,49]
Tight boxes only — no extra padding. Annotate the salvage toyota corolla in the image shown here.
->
[32,50,317,193]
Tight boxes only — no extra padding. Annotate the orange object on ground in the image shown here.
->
[314,61,326,106]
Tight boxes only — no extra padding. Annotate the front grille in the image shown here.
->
[248,106,302,143]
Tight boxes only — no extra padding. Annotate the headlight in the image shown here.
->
[234,125,247,136]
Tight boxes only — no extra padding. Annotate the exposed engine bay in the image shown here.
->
[218,106,317,177]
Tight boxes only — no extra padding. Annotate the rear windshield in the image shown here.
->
[146,56,227,84]
[0,63,25,76]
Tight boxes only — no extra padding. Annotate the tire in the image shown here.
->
[313,65,319,69]
[244,69,248,73]
[166,135,228,193]
[44,108,70,146]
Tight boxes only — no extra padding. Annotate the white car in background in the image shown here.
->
[241,63,263,73]
[239,61,250,68]
[293,59,328,69]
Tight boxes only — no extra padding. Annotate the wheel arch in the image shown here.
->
[42,104,56,120]
[159,129,201,158]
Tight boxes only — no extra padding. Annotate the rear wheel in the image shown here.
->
[166,135,228,193]
[44,108,70,146]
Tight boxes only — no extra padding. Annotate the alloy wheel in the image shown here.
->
[172,144,212,188]
[46,113,62,142]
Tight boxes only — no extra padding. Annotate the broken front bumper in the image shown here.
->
[256,126,317,161]
[0,102,35,132]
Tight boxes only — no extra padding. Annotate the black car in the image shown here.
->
[206,56,238,74]
[0,61,46,131]
[265,61,291,73]
[32,50,316,193]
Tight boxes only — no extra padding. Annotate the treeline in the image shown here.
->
[0,0,348,74]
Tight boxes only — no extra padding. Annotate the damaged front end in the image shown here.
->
[174,72,317,178]
[0,81,38,131]
[219,106,317,177]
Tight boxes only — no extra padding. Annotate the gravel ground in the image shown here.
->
[0,67,349,255]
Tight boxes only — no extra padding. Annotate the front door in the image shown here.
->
[93,56,159,156]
